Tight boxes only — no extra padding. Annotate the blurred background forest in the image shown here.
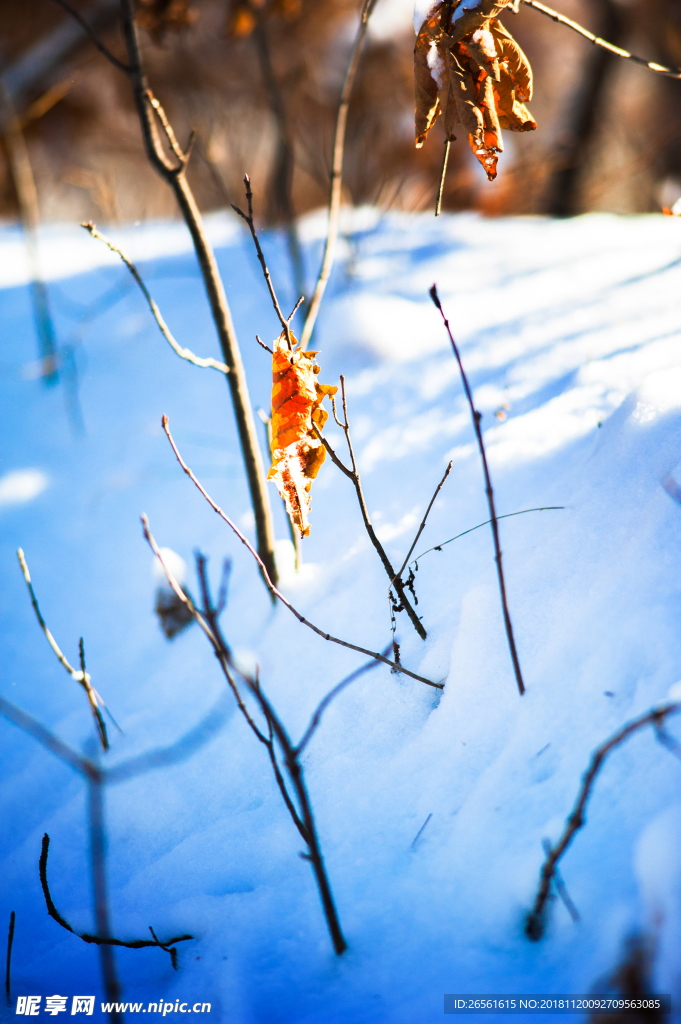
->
[1,0,681,233]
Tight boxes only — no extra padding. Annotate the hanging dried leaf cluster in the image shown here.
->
[415,0,536,180]
[268,333,337,538]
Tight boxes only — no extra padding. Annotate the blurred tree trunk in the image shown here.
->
[544,0,626,216]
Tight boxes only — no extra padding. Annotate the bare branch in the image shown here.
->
[256,334,273,355]
[287,296,305,323]
[39,834,192,963]
[526,703,681,940]
[17,548,110,749]
[520,0,681,79]
[430,285,525,696]
[394,462,453,584]
[300,0,379,349]
[295,649,389,757]
[82,223,230,374]
[48,0,130,73]
[232,175,294,350]
[160,417,443,688]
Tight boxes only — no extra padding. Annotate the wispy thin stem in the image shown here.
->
[410,507,564,566]
[299,0,379,350]
[526,703,681,940]
[17,548,110,749]
[430,285,525,696]
[82,223,230,374]
[521,0,681,78]
[159,417,442,687]
[49,0,130,71]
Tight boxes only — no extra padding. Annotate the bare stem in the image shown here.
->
[17,548,109,749]
[435,138,452,218]
[521,0,681,78]
[231,176,294,350]
[82,223,230,374]
[526,703,681,940]
[430,285,525,696]
[159,419,442,688]
[317,378,427,640]
[5,912,15,1006]
[394,462,453,583]
[49,0,129,71]
[299,0,379,349]
[411,506,564,565]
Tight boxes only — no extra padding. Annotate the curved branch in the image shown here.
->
[39,835,192,960]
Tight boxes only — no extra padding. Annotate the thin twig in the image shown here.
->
[411,507,565,566]
[159,418,442,688]
[520,0,681,79]
[315,379,428,641]
[299,0,379,350]
[82,223,230,374]
[526,703,681,940]
[49,0,130,72]
[295,649,389,757]
[435,138,452,218]
[255,335,273,355]
[411,813,433,849]
[430,285,525,696]
[17,548,110,749]
[39,835,192,961]
[394,462,453,584]
[232,175,294,350]
[5,912,15,1006]
[541,839,580,922]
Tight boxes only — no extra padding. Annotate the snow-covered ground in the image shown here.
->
[2,208,681,1022]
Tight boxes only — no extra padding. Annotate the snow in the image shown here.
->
[2,208,681,1021]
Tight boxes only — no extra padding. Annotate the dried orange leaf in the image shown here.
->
[268,332,337,538]
[414,0,536,179]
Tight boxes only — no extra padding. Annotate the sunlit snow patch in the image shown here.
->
[0,469,49,508]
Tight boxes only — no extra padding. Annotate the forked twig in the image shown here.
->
[148,543,387,955]
[526,703,681,940]
[232,175,295,351]
[82,223,230,374]
[520,0,681,79]
[299,0,379,350]
[159,417,443,688]
[313,378,428,641]
[430,285,525,696]
[39,835,192,965]
[17,548,109,749]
